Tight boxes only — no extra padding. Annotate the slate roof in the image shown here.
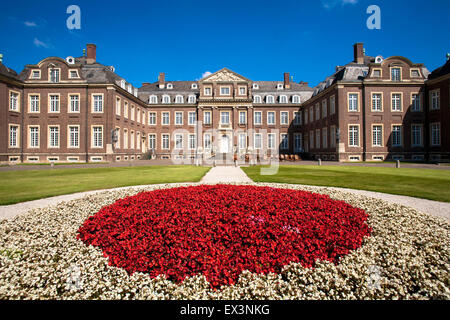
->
[253,81,313,92]
[428,59,450,80]
[0,62,19,80]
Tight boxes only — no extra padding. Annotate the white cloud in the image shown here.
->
[322,0,358,9]
[201,71,212,79]
[24,21,37,27]
[33,38,49,48]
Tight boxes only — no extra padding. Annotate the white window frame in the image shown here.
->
[175,111,183,125]
[69,94,80,113]
[28,125,40,148]
[254,111,262,125]
[267,111,276,125]
[280,111,289,125]
[348,125,360,147]
[162,112,170,125]
[9,124,20,148]
[48,94,60,113]
[48,125,60,148]
[372,124,383,147]
[392,125,403,147]
[9,90,20,112]
[68,125,80,148]
[91,126,103,148]
[29,94,40,113]
[203,111,212,125]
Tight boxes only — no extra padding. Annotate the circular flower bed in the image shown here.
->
[77,185,371,288]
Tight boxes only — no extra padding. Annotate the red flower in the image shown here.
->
[77,185,371,289]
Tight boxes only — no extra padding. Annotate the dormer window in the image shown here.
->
[69,70,79,79]
[167,83,173,89]
[149,95,158,104]
[191,83,198,89]
[277,83,284,90]
[175,95,184,104]
[411,69,421,78]
[49,68,60,83]
[372,69,381,77]
[391,67,401,81]
[280,95,288,104]
[204,87,212,95]
[127,84,132,93]
[31,70,41,79]
[252,83,259,89]
[133,88,138,97]
[120,80,126,89]
[188,95,196,103]
[220,87,230,95]
[253,95,261,103]
[266,95,275,104]
[292,95,300,104]
[162,95,170,104]
[239,87,246,95]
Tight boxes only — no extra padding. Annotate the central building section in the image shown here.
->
[198,68,253,158]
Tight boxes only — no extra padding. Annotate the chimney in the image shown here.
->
[353,43,364,64]
[158,72,165,88]
[284,72,290,89]
[86,44,96,64]
[142,82,150,87]
[299,81,308,86]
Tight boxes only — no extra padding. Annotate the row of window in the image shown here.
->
[371,67,421,81]
[29,68,80,82]
[8,125,104,149]
[148,94,302,104]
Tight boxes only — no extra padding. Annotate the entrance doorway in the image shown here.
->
[220,135,229,153]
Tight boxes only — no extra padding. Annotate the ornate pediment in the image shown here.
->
[201,68,249,83]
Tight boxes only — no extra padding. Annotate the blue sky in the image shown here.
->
[0,0,449,87]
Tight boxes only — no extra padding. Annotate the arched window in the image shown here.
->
[292,95,300,104]
[279,95,288,104]
[266,95,275,104]
[188,95,196,103]
[149,95,158,104]
[162,95,171,104]
[253,95,261,103]
[175,95,184,104]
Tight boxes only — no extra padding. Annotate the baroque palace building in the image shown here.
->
[0,43,448,164]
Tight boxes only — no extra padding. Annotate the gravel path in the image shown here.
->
[200,166,253,184]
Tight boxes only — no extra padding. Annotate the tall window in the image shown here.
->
[220,111,230,124]
[29,126,39,148]
[162,134,170,149]
[371,93,382,111]
[372,125,383,146]
[136,109,141,123]
[268,133,276,150]
[130,105,135,121]
[203,111,211,125]
[267,111,275,125]
[322,100,327,118]
[239,133,246,149]
[188,95,196,104]
[49,95,59,112]
[411,125,423,147]
[29,95,40,113]
[148,112,156,125]
[292,95,300,104]
[315,104,320,120]
[130,131,135,149]
[280,95,288,104]
[315,130,320,149]
[239,111,246,124]
[189,134,196,150]
[162,112,170,125]
[281,133,289,150]
[175,95,183,104]
[92,127,103,148]
[10,92,20,112]
[294,133,302,152]
[9,125,19,147]
[254,111,262,125]
[349,125,359,147]
[411,93,421,112]
[266,95,274,104]
[294,111,302,125]
[431,123,441,146]
[254,95,262,103]
[49,126,59,148]
[348,94,358,111]
[430,90,440,110]
[204,87,211,96]
[70,95,80,112]
[309,131,314,150]
[304,110,308,124]
[49,69,60,83]
[309,107,313,122]
[69,126,79,148]
[322,127,328,149]
[149,95,158,104]
[175,112,183,125]
[391,94,402,111]
[162,95,170,104]
[204,134,211,149]
[124,102,128,118]
[254,133,262,149]
[280,111,289,125]
[330,95,336,114]
[330,126,336,148]
[148,134,156,150]
[392,125,402,146]
[123,130,128,149]
[391,68,401,81]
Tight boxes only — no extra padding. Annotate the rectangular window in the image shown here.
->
[49,69,60,83]
[123,130,128,149]
[254,133,262,149]
[9,92,20,112]
[294,133,302,152]
[267,111,275,125]
[239,133,246,149]
[309,107,313,122]
[391,68,401,81]
[411,93,421,112]
[69,95,80,112]
[309,131,314,150]
[281,133,289,150]
[371,93,382,111]
[304,110,308,124]
[349,125,359,147]
[189,134,196,150]
[330,126,336,148]
[115,98,121,115]
[204,87,211,95]
[31,70,41,79]
[124,102,128,118]
[9,125,19,148]
[130,106,135,121]
[315,129,320,149]
[220,111,230,124]
[330,95,336,114]
[239,87,246,95]
[204,133,211,149]
[239,111,246,124]
[137,109,141,123]
[254,111,262,125]
[29,95,40,113]
[49,95,60,112]
[92,127,103,148]
[175,112,183,125]
[294,111,302,125]
[175,134,183,149]
[29,126,39,148]
[392,125,402,146]
[162,112,170,125]
[147,112,155,125]
[372,125,383,146]
[411,125,423,147]
[348,93,358,111]
[322,127,328,149]
[69,70,79,79]
[268,133,276,150]
[49,126,59,148]
[69,126,79,148]
[130,131,135,149]
[220,87,230,95]
[431,123,441,146]
[322,100,327,118]
[391,93,402,111]
[203,111,211,125]
[430,90,440,110]
[315,104,320,120]
[188,112,196,125]
[149,134,156,150]
[280,111,289,125]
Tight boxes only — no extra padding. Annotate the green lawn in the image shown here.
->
[243,165,450,202]
[0,166,210,205]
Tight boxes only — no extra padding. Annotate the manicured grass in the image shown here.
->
[0,166,210,205]
[243,165,450,202]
